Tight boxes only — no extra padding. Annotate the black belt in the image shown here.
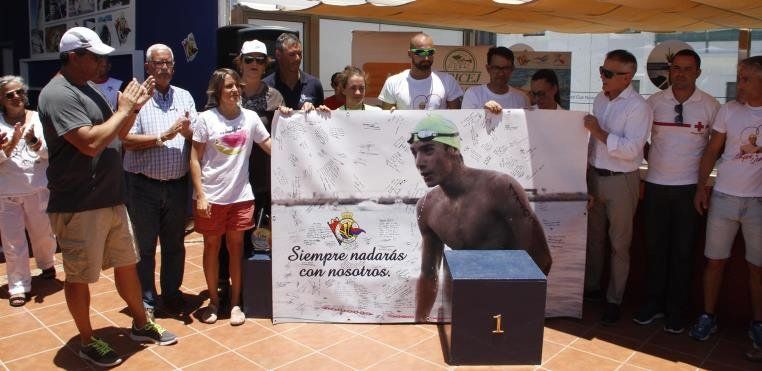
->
[592,167,624,177]
[133,172,186,183]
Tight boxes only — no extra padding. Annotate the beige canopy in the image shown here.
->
[237,0,762,33]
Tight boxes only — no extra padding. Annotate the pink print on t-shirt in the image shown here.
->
[214,129,247,155]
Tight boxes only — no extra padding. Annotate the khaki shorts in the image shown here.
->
[49,205,139,283]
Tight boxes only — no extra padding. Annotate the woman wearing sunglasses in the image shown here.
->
[529,69,563,110]
[0,75,57,307]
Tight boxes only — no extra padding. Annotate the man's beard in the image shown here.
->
[414,60,432,71]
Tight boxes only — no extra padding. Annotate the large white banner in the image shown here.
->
[271,109,589,323]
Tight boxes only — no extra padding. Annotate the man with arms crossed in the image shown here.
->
[122,43,195,321]
[689,56,762,363]
[379,33,463,110]
[633,49,720,333]
[583,49,652,325]
[37,28,176,368]
[410,114,552,322]
[462,46,529,113]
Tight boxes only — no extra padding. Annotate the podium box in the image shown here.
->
[442,250,546,365]
[242,252,273,318]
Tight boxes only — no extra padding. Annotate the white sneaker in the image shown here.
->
[230,306,245,326]
[201,304,218,324]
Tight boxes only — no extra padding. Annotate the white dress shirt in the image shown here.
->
[588,85,652,172]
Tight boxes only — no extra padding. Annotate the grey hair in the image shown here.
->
[145,44,174,62]
[0,75,29,112]
[275,33,300,52]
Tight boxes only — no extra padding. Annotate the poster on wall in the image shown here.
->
[351,31,572,109]
[270,109,589,323]
[29,0,135,58]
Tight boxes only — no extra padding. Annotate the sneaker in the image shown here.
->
[200,304,218,324]
[584,289,604,303]
[130,321,177,346]
[79,337,122,367]
[689,313,717,341]
[600,303,620,326]
[663,320,685,334]
[145,307,155,323]
[750,321,762,348]
[40,267,56,279]
[632,304,665,325]
[230,305,245,326]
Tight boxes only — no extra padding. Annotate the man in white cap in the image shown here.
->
[122,43,195,322]
[37,27,176,368]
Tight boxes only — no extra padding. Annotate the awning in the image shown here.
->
[235,0,762,33]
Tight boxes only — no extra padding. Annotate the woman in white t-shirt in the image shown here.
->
[0,75,57,307]
[190,68,272,326]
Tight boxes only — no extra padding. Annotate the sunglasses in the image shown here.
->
[529,90,546,98]
[599,66,629,79]
[674,103,683,124]
[4,89,26,99]
[243,55,267,65]
[407,130,458,144]
[410,48,436,57]
[149,60,174,68]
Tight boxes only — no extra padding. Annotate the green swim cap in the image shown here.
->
[409,114,460,150]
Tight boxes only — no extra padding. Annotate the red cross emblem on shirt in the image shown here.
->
[695,122,705,132]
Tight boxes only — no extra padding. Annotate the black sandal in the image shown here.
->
[9,293,27,307]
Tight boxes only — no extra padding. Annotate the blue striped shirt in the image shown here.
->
[123,86,197,180]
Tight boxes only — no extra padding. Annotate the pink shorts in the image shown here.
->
[193,200,255,235]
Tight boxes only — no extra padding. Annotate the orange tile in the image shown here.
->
[47,314,119,345]
[281,323,355,350]
[183,352,264,370]
[0,311,43,338]
[455,366,536,371]
[277,353,353,371]
[406,335,448,366]
[365,351,446,370]
[540,340,565,364]
[4,346,89,371]
[0,301,26,318]
[258,319,305,333]
[625,344,702,370]
[542,347,621,371]
[236,334,313,369]
[90,291,127,312]
[702,339,761,371]
[699,360,753,371]
[28,301,79,327]
[115,348,175,369]
[364,323,436,350]
[0,328,62,362]
[543,319,590,346]
[180,270,208,292]
[322,334,398,369]
[647,328,719,359]
[337,323,381,334]
[150,333,228,368]
[569,329,640,362]
[202,320,276,349]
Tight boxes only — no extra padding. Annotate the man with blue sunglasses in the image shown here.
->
[379,33,463,110]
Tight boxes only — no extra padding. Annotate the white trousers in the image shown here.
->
[0,190,57,295]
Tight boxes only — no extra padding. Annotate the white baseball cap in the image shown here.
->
[59,27,115,55]
[241,40,267,55]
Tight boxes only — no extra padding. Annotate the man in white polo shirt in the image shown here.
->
[689,56,762,361]
[633,49,720,333]
[462,46,529,113]
[583,49,652,325]
[379,32,462,110]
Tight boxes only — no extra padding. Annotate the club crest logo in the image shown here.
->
[328,212,366,245]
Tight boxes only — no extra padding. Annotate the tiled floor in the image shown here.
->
[0,233,758,370]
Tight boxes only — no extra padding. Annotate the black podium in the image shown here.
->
[442,250,546,365]
[242,252,272,318]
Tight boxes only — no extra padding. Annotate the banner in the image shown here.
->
[271,109,589,323]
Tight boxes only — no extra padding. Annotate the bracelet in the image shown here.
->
[156,135,163,146]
